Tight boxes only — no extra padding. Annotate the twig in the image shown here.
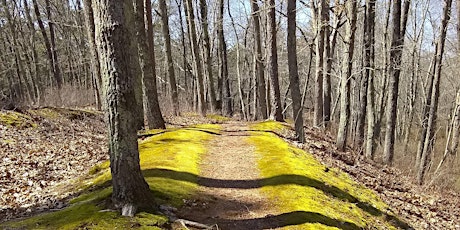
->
[174,218,213,229]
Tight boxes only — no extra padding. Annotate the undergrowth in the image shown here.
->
[249,121,409,230]
[1,124,219,230]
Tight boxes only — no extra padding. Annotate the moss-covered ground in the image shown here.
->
[249,121,409,230]
[1,118,411,230]
[1,124,219,230]
[0,110,37,128]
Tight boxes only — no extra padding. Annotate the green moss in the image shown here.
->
[88,161,110,175]
[0,111,37,128]
[249,121,406,229]
[2,124,220,229]
[69,187,112,204]
[3,202,167,230]
[139,124,219,205]
[206,114,231,122]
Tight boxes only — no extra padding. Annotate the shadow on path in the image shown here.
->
[143,168,411,229]
[213,211,360,230]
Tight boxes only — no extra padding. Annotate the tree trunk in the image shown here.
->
[83,0,103,110]
[267,0,283,122]
[336,0,357,151]
[313,0,325,127]
[287,0,305,143]
[135,0,166,129]
[93,0,155,216]
[383,0,410,165]
[417,0,452,184]
[23,0,42,104]
[198,0,218,113]
[364,0,376,159]
[251,0,268,120]
[375,0,392,142]
[228,0,246,120]
[45,0,62,94]
[158,0,179,116]
[32,0,62,102]
[217,0,232,116]
[323,0,332,126]
[185,0,206,116]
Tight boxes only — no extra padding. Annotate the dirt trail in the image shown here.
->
[177,124,279,229]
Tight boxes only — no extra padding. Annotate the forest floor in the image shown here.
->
[1,108,460,229]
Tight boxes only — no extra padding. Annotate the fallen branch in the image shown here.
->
[174,218,214,229]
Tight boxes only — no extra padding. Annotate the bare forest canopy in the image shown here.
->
[0,0,459,195]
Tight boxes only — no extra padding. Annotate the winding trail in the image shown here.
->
[178,124,280,229]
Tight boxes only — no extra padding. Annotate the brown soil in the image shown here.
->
[177,124,280,230]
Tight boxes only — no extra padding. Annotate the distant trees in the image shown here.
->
[336,0,357,151]
[251,0,268,120]
[185,0,206,116]
[416,0,453,184]
[159,0,179,116]
[1,0,459,187]
[217,0,232,116]
[267,0,283,122]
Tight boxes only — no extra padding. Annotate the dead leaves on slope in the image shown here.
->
[0,108,108,221]
[298,126,460,230]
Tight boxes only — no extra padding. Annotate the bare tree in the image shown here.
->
[32,0,62,102]
[336,0,357,151]
[159,0,180,116]
[383,0,410,165]
[251,0,268,119]
[83,0,102,110]
[185,0,206,116]
[218,0,232,116]
[287,0,305,142]
[199,0,218,113]
[312,0,326,127]
[267,0,284,121]
[364,0,376,159]
[417,0,452,184]
[135,0,166,129]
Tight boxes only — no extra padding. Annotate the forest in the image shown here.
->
[0,0,460,229]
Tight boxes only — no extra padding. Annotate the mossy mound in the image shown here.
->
[249,121,410,230]
[1,124,219,229]
[28,107,100,121]
[0,110,37,128]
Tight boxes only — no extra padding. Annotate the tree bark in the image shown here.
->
[217,0,232,116]
[135,0,166,129]
[83,0,103,110]
[93,0,155,216]
[199,0,218,113]
[313,0,326,127]
[364,0,376,159]
[323,0,332,126]
[251,0,268,120]
[267,0,284,122]
[336,0,357,151]
[383,0,410,165]
[287,0,305,143]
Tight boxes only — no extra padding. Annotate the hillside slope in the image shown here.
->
[0,109,459,229]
